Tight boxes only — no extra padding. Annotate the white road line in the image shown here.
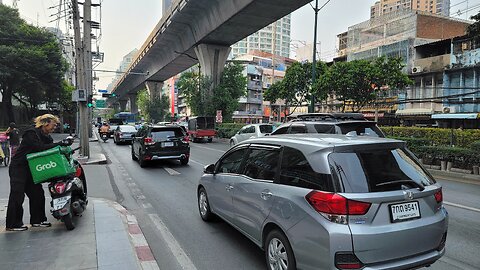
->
[190,159,206,167]
[191,144,225,153]
[149,214,198,270]
[164,167,181,175]
[444,201,480,213]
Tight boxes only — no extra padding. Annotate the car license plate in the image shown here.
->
[53,195,71,211]
[390,201,420,223]
[162,142,174,147]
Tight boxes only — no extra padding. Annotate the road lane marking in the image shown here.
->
[444,201,480,213]
[149,214,198,270]
[190,144,225,153]
[164,167,181,175]
[190,159,206,166]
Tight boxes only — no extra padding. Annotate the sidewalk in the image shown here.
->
[0,135,159,270]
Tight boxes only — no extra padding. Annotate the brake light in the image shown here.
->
[55,182,66,194]
[183,136,190,142]
[144,137,154,146]
[434,188,443,203]
[306,191,371,224]
[75,167,82,177]
[335,253,364,269]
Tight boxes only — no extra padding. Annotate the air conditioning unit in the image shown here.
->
[411,66,422,74]
[442,106,456,113]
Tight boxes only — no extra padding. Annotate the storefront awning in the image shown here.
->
[395,108,433,116]
[431,113,479,119]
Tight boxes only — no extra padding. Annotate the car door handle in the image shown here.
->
[261,191,273,200]
[225,184,234,191]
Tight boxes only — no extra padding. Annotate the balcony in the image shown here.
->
[238,97,262,104]
[248,80,263,90]
[412,54,450,74]
[451,47,480,69]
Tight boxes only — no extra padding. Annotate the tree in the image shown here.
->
[314,56,412,112]
[264,61,326,118]
[177,62,246,121]
[467,11,480,44]
[137,89,170,123]
[0,4,67,125]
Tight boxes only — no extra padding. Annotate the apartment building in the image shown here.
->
[230,15,291,59]
[370,0,450,19]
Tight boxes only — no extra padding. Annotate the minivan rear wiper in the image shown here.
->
[376,180,425,191]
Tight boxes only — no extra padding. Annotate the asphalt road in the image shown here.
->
[1,138,479,270]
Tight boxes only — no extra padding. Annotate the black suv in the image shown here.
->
[131,125,190,167]
[271,113,385,137]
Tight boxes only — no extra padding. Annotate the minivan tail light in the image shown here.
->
[335,252,364,269]
[183,136,189,142]
[306,191,371,224]
[434,188,443,203]
[144,137,154,146]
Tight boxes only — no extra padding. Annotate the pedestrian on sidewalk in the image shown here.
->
[6,122,20,159]
[6,114,73,231]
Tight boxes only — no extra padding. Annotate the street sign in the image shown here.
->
[95,99,106,108]
[72,89,87,102]
[98,89,108,93]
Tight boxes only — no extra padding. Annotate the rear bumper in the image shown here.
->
[144,150,190,160]
[362,248,444,270]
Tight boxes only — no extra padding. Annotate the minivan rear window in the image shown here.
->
[328,148,435,193]
[151,128,184,141]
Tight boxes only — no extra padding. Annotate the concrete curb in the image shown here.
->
[109,201,160,270]
[429,168,480,182]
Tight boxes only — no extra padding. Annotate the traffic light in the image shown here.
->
[87,95,94,108]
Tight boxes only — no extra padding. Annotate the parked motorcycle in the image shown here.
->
[47,145,88,230]
[100,132,109,143]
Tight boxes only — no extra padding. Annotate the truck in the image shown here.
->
[187,116,216,143]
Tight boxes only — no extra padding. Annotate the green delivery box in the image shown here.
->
[27,146,76,184]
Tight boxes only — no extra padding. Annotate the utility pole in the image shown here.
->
[309,0,319,113]
[72,0,89,157]
[84,0,93,140]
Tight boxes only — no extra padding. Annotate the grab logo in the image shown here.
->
[36,161,57,172]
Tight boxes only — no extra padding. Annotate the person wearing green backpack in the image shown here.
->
[6,114,73,231]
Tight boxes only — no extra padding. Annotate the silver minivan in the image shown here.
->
[197,134,448,270]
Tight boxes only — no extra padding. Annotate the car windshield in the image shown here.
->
[259,125,273,134]
[120,125,137,132]
[151,128,184,141]
[328,148,436,193]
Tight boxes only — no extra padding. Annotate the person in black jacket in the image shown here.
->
[6,114,72,231]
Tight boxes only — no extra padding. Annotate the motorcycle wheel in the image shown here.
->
[63,213,75,230]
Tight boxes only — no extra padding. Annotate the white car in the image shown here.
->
[229,123,274,146]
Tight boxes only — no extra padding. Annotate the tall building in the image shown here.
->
[106,49,138,91]
[370,0,450,18]
[162,0,172,15]
[230,14,291,59]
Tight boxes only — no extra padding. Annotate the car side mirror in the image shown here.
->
[204,164,215,174]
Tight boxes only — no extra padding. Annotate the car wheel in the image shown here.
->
[265,229,296,270]
[198,187,213,221]
[131,146,138,161]
[139,152,147,168]
[207,138,213,143]
[180,157,189,165]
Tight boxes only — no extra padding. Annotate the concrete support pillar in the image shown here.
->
[113,103,120,112]
[129,94,138,114]
[145,81,164,99]
[119,100,128,111]
[194,44,231,89]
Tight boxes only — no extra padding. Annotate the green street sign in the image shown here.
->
[95,100,106,108]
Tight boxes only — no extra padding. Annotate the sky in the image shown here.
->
[3,0,480,90]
